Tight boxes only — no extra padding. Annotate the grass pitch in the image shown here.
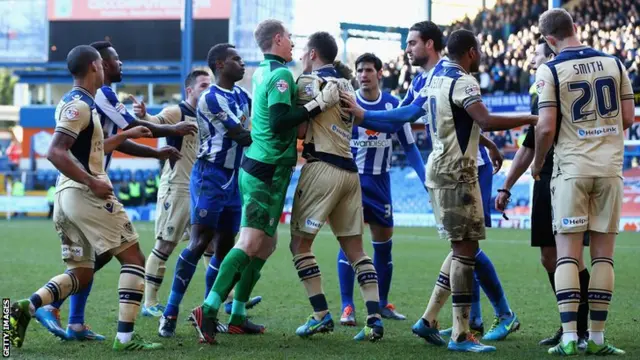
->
[2,220,639,359]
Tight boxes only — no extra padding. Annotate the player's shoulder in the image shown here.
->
[233,85,252,100]
[60,88,95,110]
[380,91,400,107]
[269,65,294,81]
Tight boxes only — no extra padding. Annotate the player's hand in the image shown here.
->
[528,115,538,126]
[88,177,113,200]
[530,162,542,181]
[129,95,147,119]
[306,80,340,113]
[495,190,510,212]
[124,126,153,139]
[172,122,198,136]
[488,146,504,174]
[340,91,365,122]
[157,146,182,162]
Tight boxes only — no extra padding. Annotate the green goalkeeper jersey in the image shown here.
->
[246,54,298,166]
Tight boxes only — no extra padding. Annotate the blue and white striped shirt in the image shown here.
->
[94,85,136,170]
[351,90,415,175]
[196,84,251,169]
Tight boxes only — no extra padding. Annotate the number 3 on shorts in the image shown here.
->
[384,204,392,218]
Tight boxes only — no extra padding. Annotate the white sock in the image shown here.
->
[116,332,133,343]
[562,332,578,346]
[69,323,84,332]
[28,301,36,316]
[589,331,604,345]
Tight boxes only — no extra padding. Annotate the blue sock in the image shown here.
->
[474,249,511,317]
[372,239,393,307]
[470,273,483,327]
[205,256,222,299]
[337,249,355,310]
[50,298,64,309]
[164,248,199,317]
[68,279,92,325]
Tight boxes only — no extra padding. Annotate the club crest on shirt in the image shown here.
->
[385,102,394,110]
[65,106,80,120]
[464,84,481,96]
[276,79,289,93]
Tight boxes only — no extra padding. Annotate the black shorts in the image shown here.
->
[531,174,590,247]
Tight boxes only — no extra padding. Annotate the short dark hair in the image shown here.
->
[185,69,210,88]
[539,8,575,40]
[90,41,113,59]
[333,60,353,80]
[207,43,235,73]
[537,37,555,57]
[446,29,478,61]
[409,21,444,51]
[307,32,338,64]
[67,45,101,77]
[355,53,382,72]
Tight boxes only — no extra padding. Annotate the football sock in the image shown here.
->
[372,239,393,307]
[555,257,580,345]
[30,272,81,315]
[353,256,381,324]
[589,257,614,345]
[422,252,452,325]
[203,251,214,268]
[144,248,168,307]
[293,252,328,321]
[337,249,355,310]
[117,264,145,344]
[164,248,199,318]
[451,255,475,342]
[204,248,251,318]
[68,278,92,325]
[474,249,511,317]
[230,258,265,325]
[204,255,222,300]
[577,268,590,336]
[470,274,483,328]
[548,271,556,292]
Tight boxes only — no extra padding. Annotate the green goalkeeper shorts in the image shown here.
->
[239,158,293,237]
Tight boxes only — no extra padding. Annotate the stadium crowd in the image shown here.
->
[383,0,640,96]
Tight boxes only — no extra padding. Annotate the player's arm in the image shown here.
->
[103,126,152,153]
[341,92,426,125]
[115,140,182,161]
[506,126,535,189]
[397,123,426,184]
[269,69,339,133]
[479,134,503,173]
[531,65,556,179]
[47,102,112,199]
[204,91,252,146]
[618,61,635,130]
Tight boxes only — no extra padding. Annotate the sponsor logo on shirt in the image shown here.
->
[562,216,588,227]
[350,139,392,148]
[577,126,618,138]
[330,124,351,140]
[276,79,289,93]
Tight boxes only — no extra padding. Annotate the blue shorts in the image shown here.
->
[360,172,393,228]
[478,162,493,228]
[190,159,241,233]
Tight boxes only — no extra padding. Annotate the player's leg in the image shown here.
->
[584,177,624,355]
[368,172,404,320]
[333,169,383,342]
[194,162,289,344]
[289,162,336,338]
[547,176,590,356]
[143,189,184,317]
[576,234,590,349]
[9,199,94,348]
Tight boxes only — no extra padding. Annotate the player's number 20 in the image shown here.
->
[567,76,619,122]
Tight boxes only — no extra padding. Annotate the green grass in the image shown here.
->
[2,220,639,359]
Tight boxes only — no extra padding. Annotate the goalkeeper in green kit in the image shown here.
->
[189,19,341,344]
